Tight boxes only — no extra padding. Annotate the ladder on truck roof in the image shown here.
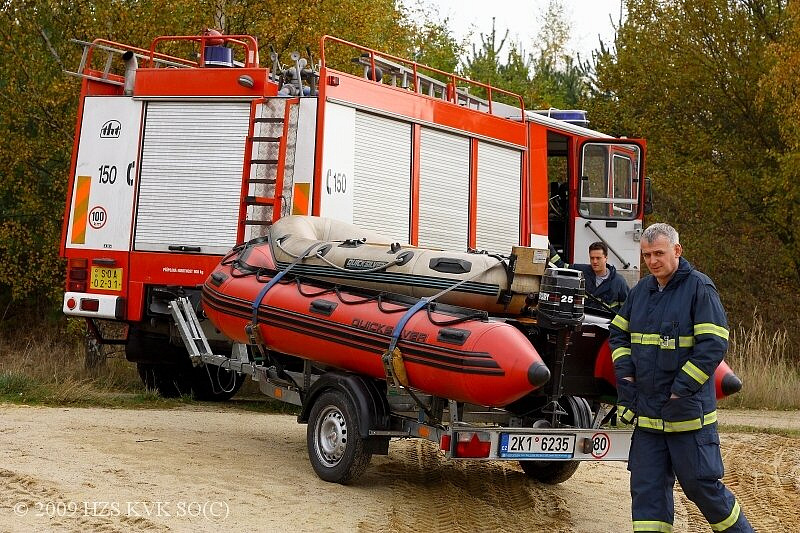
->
[322,36,526,121]
[64,39,192,86]
[351,54,506,114]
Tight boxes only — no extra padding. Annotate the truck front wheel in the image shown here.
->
[306,390,371,484]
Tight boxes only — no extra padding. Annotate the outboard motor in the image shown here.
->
[537,267,585,329]
[536,268,586,425]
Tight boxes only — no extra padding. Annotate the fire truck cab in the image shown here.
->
[59,33,647,398]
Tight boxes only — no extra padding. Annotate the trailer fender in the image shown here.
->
[299,372,390,452]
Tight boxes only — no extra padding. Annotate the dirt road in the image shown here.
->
[0,405,798,532]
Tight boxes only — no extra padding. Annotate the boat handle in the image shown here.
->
[310,299,337,316]
[437,327,471,346]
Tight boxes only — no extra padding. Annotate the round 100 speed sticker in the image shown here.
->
[88,206,107,230]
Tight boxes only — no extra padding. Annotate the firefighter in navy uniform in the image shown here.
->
[571,241,629,312]
[609,223,753,533]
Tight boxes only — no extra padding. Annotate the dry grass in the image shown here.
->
[1,316,798,410]
[721,316,800,410]
[0,318,273,410]
[0,318,142,405]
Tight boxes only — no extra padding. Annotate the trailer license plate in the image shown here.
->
[90,267,122,291]
[499,433,576,459]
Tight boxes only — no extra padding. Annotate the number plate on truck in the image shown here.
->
[90,267,122,291]
[499,433,576,459]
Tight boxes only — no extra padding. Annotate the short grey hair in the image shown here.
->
[642,223,679,245]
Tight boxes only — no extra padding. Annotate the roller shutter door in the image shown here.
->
[135,102,250,254]
[476,141,522,254]
[353,111,411,243]
[418,128,470,251]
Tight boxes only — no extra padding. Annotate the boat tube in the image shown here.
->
[201,218,551,407]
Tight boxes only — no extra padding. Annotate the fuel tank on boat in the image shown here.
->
[266,215,547,316]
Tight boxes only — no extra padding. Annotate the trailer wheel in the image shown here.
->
[519,396,592,484]
[307,390,371,484]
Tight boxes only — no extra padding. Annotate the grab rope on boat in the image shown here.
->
[381,258,505,421]
[275,236,405,273]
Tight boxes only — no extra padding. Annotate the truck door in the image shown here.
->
[574,140,646,287]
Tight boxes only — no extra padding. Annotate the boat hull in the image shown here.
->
[201,243,550,407]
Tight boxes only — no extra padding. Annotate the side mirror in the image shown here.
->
[644,177,654,215]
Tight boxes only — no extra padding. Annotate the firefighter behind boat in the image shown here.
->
[548,242,629,314]
[570,241,629,313]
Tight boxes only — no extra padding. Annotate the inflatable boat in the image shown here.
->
[201,217,550,407]
[265,215,542,316]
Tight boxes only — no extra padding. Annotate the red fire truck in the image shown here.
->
[60,32,648,401]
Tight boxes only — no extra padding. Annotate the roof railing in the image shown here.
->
[320,35,525,121]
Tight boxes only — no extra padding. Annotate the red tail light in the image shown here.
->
[79,298,99,312]
[68,258,88,292]
[453,432,491,458]
[69,281,87,292]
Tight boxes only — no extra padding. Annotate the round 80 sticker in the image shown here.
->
[590,432,610,459]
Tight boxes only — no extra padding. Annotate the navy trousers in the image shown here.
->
[627,425,753,532]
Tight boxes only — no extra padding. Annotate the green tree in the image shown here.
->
[459,1,591,109]
[0,0,461,319]
[588,0,795,329]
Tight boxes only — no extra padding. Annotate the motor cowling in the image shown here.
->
[536,268,585,329]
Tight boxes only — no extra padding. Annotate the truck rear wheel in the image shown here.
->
[136,363,190,398]
[519,396,592,484]
[190,364,245,401]
[307,390,371,484]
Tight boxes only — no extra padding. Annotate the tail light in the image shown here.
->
[453,432,491,458]
[79,298,99,312]
[68,258,88,292]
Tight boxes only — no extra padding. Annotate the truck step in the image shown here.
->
[251,136,282,143]
[243,220,273,226]
[247,178,277,185]
[250,159,279,165]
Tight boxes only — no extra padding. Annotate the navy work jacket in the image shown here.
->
[572,263,629,312]
[609,257,728,433]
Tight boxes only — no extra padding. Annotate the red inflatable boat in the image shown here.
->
[201,240,551,408]
[593,338,742,400]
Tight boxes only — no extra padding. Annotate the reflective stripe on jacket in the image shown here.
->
[608,257,728,432]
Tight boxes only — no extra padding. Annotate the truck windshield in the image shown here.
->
[578,142,641,220]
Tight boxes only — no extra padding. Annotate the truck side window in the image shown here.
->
[578,142,641,220]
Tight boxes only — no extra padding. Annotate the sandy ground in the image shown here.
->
[0,405,798,533]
